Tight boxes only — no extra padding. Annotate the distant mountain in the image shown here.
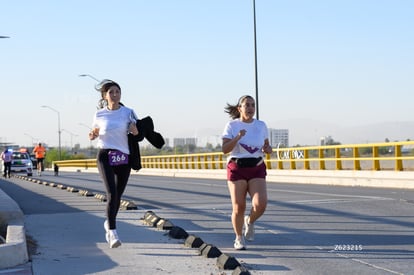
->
[268,119,414,146]
[338,121,414,144]
[183,119,413,147]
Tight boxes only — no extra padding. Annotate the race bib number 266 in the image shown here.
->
[108,150,129,166]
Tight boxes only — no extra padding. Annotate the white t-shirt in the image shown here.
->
[1,151,12,162]
[92,106,137,154]
[222,118,269,161]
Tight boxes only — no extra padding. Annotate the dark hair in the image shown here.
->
[224,95,254,119]
[96,79,121,109]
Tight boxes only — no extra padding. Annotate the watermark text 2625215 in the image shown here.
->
[334,244,363,251]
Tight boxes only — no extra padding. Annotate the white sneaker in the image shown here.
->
[109,230,121,248]
[234,236,246,250]
[104,220,110,243]
[244,215,255,241]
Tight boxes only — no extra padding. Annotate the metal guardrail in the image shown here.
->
[54,141,414,172]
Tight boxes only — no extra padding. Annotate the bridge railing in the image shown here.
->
[54,141,414,172]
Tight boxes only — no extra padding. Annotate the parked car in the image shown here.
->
[11,149,33,176]
[30,154,38,170]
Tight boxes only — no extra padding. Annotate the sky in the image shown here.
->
[1,0,413,149]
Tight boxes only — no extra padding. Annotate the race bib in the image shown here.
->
[108,150,129,166]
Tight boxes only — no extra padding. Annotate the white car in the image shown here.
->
[11,149,33,176]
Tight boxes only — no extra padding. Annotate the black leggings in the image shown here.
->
[3,162,11,177]
[97,149,131,230]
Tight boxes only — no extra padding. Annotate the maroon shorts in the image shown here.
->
[227,161,267,181]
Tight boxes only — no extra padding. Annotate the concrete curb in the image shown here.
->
[0,184,29,269]
[142,210,248,273]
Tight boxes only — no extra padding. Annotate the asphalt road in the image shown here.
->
[1,170,414,274]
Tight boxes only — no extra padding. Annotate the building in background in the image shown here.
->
[320,135,334,146]
[269,128,289,147]
[173,137,197,147]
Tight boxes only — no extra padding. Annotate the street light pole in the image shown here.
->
[253,0,259,119]
[78,123,93,157]
[41,105,61,160]
[78,123,91,131]
[79,74,100,82]
[24,133,37,146]
[79,74,102,92]
[61,129,78,152]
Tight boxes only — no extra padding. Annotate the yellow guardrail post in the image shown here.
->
[197,155,201,169]
[203,155,208,169]
[219,154,224,169]
[167,157,171,169]
[353,147,361,170]
[289,151,296,170]
[304,149,310,170]
[318,148,325,170]
[212,155,217,169]
[173,156,177,169]
[335,148,342,170]
[372,146,380,171]
[395,144,403,171]
[277,158,283,169]
[275,148,283,170]
[265,154,272,169]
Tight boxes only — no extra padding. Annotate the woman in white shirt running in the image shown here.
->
[89,79,139,248]
[222,95,273,250]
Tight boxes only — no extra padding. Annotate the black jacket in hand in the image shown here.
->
[128,116,165,171]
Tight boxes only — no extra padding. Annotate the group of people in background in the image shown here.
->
[89,79,272,251]
[1,143,46,178]
[1,148,13,178]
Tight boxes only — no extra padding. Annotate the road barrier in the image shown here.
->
[54,141,414,172]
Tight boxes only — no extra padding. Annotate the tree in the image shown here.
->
[45,148,86,168]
